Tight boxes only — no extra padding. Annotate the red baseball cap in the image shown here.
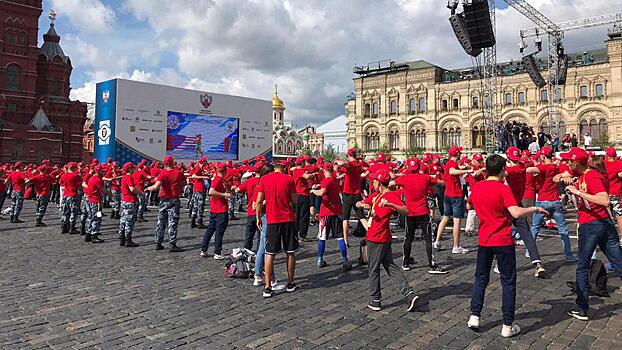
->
[372,170,390,185]
[472,153,483,161]
[91,159,99,165]
[539,146,554,156]
[422,153,432,163]
[322,163,334,170]
[122,162,134,172]
[163,156,175,165]
[347,148,357,156]
[295,156,304,165]
[606,148,617,157]
[448,146,463,157]
[506,147,521,161]
[521,150,531,157]
[560,147,588,164]
[377,152,386,162]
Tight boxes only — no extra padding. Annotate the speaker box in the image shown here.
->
[463,0,495,49]
[522,54,547,88]
[449,13,482,57]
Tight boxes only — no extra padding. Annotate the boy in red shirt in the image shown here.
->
[85,165,108,243]
[190,158,209,229]
[28,165,54,227]
[291,157,315,241]
[604,147,622,245]
[468,155,547,337]
[6,162,26,223]
[59,163,82,234]
[200,163,232,259]
[562,148,622,321]
[103,164,123,219]
[310,163,351,270]
[119,162,142,247]
[255,162,298,298]
[336,149,365,246]
[356,170,419,312]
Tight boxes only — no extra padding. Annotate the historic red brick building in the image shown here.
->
[0,0,86,163]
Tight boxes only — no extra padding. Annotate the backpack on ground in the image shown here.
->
[224,248,255,279]
[358,240,368,266]
[352,221,366,238]
[566,259,609,297]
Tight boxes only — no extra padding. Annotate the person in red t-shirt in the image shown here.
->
[200,163,232,259]
[335,149,366,245]
[468,155,547,337]
[27,165,54,227]
[118,162,143,248]
[604,147,622,244]
[464,154,487,236]
[526,146,577,261]
[355,169,418,313]
[85,165,108,243]
[59,163,82,234]
[435,146,473,254]
[103,165,123,220]
[6,162,26,223]
[390,158,447,274]
[236,163,263,250]
[190,158,210,229]
[310,163,351,270]
[561,147,622,321]
[134,162,153,222]
[255,162,298,298]
[147,156,186,252]
[291,157,315,241]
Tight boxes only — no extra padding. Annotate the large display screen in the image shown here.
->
[166,111,239,161]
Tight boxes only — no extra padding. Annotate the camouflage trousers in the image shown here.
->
[191,191,206,221]
[155,199,180,245]
[138,192,147,219]
[10,191,24,217]
[61,195,81,227]
[80,195,88,226]
[110,190,121,214]
[87,202,102,235]
[36,195,50,220]
[227,192,238,215]
[119,201,138,238]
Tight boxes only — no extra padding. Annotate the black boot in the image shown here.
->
[61,223,69,234]
[13,216,23,223]
[169,244,184,252]
[10,215,14,223]
[84,233,92,242]
[91,235,104,243]
[155,242,164,250]
[125,236,139,248]
[70,224,80,235]
[119,232,126,246]
[35,218,45,227]
[80,220,86,235]
[197,220,207,229]
[191,217,197,228]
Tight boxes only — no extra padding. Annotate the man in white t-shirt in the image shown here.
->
[583,132,592,146]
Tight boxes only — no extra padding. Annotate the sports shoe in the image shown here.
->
[368,300,381,311]
[402,263,411,271]
[286,283,297,292]
[535,263,546,278]
[567,308,588,321]
[253,277,263,286]
[452,247,468,254]
[566,254,579,262]
[433,241,442,250]
[493,265,500,274]
[200,251,208,258]
[214,254,226,260]
[467,315,480,330]
[169,245,184,253]
[155,242,164,251]
[428,265,448,274]
[272,279,286,291]
[501,324,521,338]
[318,260,328,268]
[406,292,418,312]
[342,261,353,271]
[262,287,273,298]
[407,257,415,264]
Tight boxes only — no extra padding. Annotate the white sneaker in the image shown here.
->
[253,277,264,286]
[271,279,286,291]
[493,265,500,274]
[452,247,468,254]
[501,324,521,338]
[214,254,226,260]
[200,251,208,258]
[433,241,441,250]
[467,315,480,330]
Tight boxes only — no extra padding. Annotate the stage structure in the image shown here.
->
[93,79,272,164]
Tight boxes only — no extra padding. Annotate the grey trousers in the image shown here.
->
[367,241,412,301]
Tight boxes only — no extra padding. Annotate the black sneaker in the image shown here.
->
[368,300,381,311]
[342,261,353,271]
[402,263,411,271]
[567,308,588,321]
[428,265,448,274]
[263,287,273,298]
[155,242,164,251]
[408,257,415,265]
[91,236,104,244]
[169,244,184,253]
[406,292,419,312]
[286,283,297,292]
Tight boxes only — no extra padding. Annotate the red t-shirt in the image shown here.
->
[30,174,53,197]
[443,160,463,197]
[536,163,560,201]
[209,175,229,213]
[257,171,296,224]
[157,169,185,200]
[87,175,105,203]
[8,171,26,192]
[469,180,517,247]
[605,160,622,197]
[395,173,437,216]
[364,190,403,243]
[319,176,342,216]
[121,174,138,203]
[192,167,207,193]
[237,176,259,216]
[292,168,310,196]
[343,161,363,195]
[505,164,527,204]
[132,170,148,191]
[576,170,611,225]
[60,172,82,197]
[524,172,538,200]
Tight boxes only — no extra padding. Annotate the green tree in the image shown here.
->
[321,144,338,163]
[404,146,425,158]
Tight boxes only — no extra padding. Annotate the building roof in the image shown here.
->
[40,23,69,63]
[317,115,347,134]
[29,107,54,130]
[404,60,438,70]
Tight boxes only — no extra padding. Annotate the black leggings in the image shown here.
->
[404,215,436,267]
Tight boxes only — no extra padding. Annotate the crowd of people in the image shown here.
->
[497,121,581,154]
[1,145,622,338]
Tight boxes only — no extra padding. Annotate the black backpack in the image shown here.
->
[566,259,609,297]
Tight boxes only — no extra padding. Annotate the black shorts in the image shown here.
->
[318,215,343,240]
[342,193,363,219]
[266,221,299,255]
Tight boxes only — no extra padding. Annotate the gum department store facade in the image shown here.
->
[346,31,622,157]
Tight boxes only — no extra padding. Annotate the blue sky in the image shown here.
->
[37,0,617,126]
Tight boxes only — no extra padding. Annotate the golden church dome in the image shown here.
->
[272,94,284,109]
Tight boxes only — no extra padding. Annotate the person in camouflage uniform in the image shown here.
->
[28,165,55,227]
[190,158,209,229]
[103,164,123,219]
[118,162,141,247]
[85,165,108,243]
[59,163,83,234]
[6,162,26,223]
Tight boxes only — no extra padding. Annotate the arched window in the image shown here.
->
[409,124,426,149]
[7,64,21,90]
[580,85,588,98]
[388,125,400,150]
[505,93,512,105]
[595,84,604,97]
[286,140,293,154]
[589,119,599,140]
[409,99,416,114]
[540,90,548,102]
[12,139,23,161]
[364,103,371,117]
[418,97,426,112]
[518,91,526,104]
[364,127,380,151]
[472,96,479,109]
[441,99,448,111]
[390,100,397,114]
[372,102,379,116]
[472,123,485,149]
[452,98,459,109]
[579,119,588,135]
[599,118,608,142]
[277,140,284,154]
[441,124,462,148]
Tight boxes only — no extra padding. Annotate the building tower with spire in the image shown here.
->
[272,83,284,127]
[0,2,86,163]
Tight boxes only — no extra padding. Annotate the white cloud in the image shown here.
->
[51,0,116,33]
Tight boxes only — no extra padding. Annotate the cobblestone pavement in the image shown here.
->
[1,200,621,350]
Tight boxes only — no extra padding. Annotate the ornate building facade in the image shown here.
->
[347,30,622,157]
[0,1,86,163]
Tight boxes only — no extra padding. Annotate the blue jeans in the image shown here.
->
[531,200,573,255]
[443,196,465,218]
[471,245,516,325]
[575,219,622,312]
[255,215,268,278]
[201,212,229,255]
